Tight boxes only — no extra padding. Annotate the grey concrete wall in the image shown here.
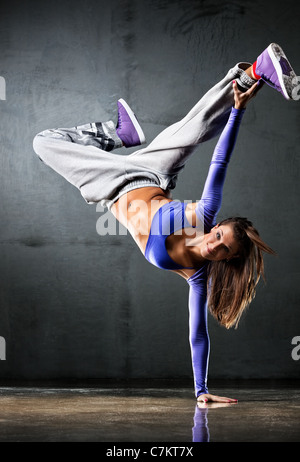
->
[0,0,299,382]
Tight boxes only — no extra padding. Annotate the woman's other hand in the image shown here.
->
[233,80,264,109]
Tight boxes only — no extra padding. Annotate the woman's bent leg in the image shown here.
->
[33,121,130,206]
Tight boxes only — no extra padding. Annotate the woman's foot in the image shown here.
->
[254,43,299,100]
[116,99,146,147]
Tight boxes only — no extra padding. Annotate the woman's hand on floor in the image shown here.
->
[197,393,238,403]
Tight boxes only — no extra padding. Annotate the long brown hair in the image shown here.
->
[207,217,276,329]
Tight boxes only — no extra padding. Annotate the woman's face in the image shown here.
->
[200,224,240,262]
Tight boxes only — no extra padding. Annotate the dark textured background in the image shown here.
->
[0,0,299,382]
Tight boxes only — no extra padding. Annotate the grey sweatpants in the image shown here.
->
[33,62,255,209]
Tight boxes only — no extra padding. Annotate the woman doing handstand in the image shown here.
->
[33,43,298,403]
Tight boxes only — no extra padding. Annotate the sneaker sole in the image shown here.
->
[267,43,298,100]
[118,98,146,144]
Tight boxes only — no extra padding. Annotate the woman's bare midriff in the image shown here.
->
[111,187,172,252]
[111,186,205,280]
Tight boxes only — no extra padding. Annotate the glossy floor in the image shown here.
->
[0,380,299,442]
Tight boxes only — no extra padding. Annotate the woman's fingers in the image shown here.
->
[233,80,262,109]
[247,80,263,97]
[232,79,239,93]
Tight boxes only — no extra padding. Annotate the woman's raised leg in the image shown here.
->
[124,62,256,192]
[125,42,299,191]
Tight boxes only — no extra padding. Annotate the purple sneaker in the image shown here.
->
[255,43,299,100]
[116,99,146,147]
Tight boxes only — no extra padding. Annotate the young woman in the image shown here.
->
[33,43,298,403]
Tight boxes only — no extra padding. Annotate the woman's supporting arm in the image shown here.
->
[188,275,238,403]
[188,275,210,398]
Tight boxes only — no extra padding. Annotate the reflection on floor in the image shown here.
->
[0,380,299,442]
